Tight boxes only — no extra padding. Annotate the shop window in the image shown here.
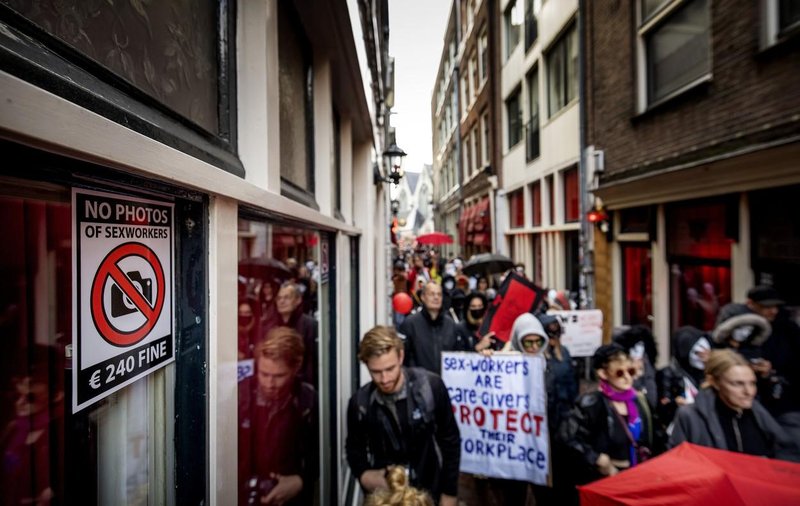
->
[531,181,542,226]
[0,147,207,505]
[565,231,580,294]
[667,197,734,332]
[750,184,800,305]
[563,167,579,223]
[509,190,525,229]
[620,206,654,235]
[622,244,653,326]
[279,2,315,202]
[237,218,321,505]
[532,233,543,286]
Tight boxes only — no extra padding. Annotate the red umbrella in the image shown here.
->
[579,442,800,506]
[416,232,453,245]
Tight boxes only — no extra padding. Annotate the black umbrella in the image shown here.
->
[463,253,515,276]
[239,256,292,280]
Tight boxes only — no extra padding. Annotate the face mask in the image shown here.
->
[731,325,754,343]
[469,308,485,320]
[444,281,455,291]
[688,337,710,370]
[629,342,645,360]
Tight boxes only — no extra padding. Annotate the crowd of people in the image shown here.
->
[355,248,800,505]
[236,247,800,505]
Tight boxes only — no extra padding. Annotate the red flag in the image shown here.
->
[479,272,547,343]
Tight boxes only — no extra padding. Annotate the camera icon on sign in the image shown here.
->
[111,271,153,317]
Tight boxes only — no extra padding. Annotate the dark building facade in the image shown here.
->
[584,0,800,361]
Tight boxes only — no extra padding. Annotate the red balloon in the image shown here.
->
[392,292,414,315]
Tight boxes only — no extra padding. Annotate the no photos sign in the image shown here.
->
[72,189,174,413]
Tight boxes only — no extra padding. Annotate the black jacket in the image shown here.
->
[668,388,800,462]
[238,379,318,505]
[560,390,653,484]
[398,308,467,373]
[345,367,461,499]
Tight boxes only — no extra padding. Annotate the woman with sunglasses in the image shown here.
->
[561,343,653,486]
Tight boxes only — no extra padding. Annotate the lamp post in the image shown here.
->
[382,142,407,185]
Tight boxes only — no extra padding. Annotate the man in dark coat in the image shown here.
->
[398,281,469,374]
[346,326,460,505]
[264,282,317,386]
[239,327,318,505]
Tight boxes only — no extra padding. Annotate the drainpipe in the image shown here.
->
[577,0,594,310]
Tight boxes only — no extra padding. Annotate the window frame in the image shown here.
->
[546,21,578,117]
[505,86,523,150]
[635,0,712,113]
[504,0,522,60]
[760,0,800,49]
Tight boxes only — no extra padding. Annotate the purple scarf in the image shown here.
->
[599,379,642,465]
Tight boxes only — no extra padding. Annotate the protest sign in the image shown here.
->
[479,273,546,343]
[548,309,603,357]
[442,352,549,485]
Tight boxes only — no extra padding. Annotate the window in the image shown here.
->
[563,167,579,222]
[238,219,322,506]
[531,181,542,226]
[622,245,653,326]
[505,88,523,149]
[471,53,479,97]
[526,67,540,161]
[505,0,522,59]
[279,2,315,198]
[462,74,471,115]
[479,29,489,83]
[546,174,554,225]
[463,134,472,180]
[333,108,341,215]
[472,127,480,173]
[481,111,490,165]
[762,0,800,48]
[639,0,710,107]
[547,23,578,116]
[509,189,525,228]
[565,231,580,295]
[525,0,539,50]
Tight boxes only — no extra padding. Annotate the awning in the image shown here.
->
[473,197,490,232]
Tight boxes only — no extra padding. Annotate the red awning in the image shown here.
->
[473,197,490,231]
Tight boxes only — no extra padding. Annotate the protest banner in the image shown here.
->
[479,273,546,343]
[548,309,603,357]
[442,351,549,485]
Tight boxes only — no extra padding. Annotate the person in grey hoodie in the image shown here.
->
[669,348,800,462]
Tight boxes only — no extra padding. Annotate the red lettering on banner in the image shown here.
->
[460,405,470,424]
[534,415,544,436]
[521,412,532,433]
[490,409,503,430]
[474,406,485,427]
[506,409,518,432]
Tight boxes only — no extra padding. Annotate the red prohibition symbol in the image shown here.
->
[91,242,166,347]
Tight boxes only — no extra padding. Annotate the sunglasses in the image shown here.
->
[609,367,637,378]
[521,338,546,351]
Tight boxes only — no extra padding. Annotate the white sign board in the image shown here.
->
[442,352,549,485]
[72,189,174,412]
[548,309,603,357]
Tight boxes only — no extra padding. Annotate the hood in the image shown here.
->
[712,303,771,347]
[673,326,706,362]
[509,313,548,355]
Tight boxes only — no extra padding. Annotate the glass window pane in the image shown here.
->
[779,0,800,32]
[566,26,578,103]
[0,0,220,133]
[563,167,580,222]
[641,0,670,21]
[646,0,710,103]
[548,38,565,115]
[279,3,313,192]
[237,219,320,505]
[622,245,653,326]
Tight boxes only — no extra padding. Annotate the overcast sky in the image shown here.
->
[389,0,451,173]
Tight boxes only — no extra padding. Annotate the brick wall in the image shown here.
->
[586,0,800,182]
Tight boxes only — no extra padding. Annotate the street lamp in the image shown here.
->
[382,142,407,185]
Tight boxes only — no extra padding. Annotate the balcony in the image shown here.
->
[526,116,540,162]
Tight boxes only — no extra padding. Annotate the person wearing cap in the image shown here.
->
[746,285,800,444]
[561,344,653,485]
